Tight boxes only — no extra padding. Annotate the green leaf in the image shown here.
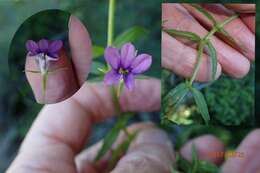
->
[92,46,105,59]
[191,144,199,173]
[218,27,245,52]
[164,83,189,107]
[113,26,148,48]
[190,87,210,124]
[24,70,41,73]
[191,4,217,25]
[206,41,217,80]
[109,131,137,168]
[90,61,106,75]
[163,83,190,122]
[199,160,219,173]
[95,114,130,161]
[164,29,201,41]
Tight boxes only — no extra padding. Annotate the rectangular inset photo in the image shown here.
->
[161,3,255,126]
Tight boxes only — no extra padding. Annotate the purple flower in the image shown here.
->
[26,39,63,75]
[104,42,152,90]
[26,39,63,61]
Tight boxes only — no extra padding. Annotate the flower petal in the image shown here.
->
[120,43,136,68]
[104,70,121,85]
[38,39,49,52]
[49,40,63,53]
[124,73,135,90]
[46,54,59,61]
[131,54,152,74]
[104,47,120,69]
[26,40,39,55]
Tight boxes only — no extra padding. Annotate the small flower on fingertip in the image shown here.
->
[104,42,152,90]
[26,39,63,74]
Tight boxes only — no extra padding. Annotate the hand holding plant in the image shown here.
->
[162,3,255,124]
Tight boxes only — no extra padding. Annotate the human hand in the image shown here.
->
[178,129,260,173]
[6,77,168,173]
[7,36,170,173]
[162,3,255,82]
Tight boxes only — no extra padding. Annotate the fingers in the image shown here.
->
[75,122,155,173]
[180,135,225,165]
[68,15,92,85]
[162,32,222,82]
[240,14,255,33]
[25,50,78,104]
[162,3,250,78]
[183,4,255,61]
[73,78,161,123]
[111,125,174,173]
[224,4,256,13]
[6,79,160,173]
[221,129,260,173]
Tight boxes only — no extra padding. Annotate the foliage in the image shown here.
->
[162,4,254,126]
[205,65,255,126]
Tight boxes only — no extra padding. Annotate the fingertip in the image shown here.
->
[25,50,78,104]
[180,135,225,165]
[68,15,92,85]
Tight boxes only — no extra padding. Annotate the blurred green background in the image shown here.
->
[0,0,160,171]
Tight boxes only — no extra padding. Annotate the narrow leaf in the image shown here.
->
[92,45,105,59]
[90,61,106,75]
[95,114,130,161]
[24,70,41,73]
[48,67,68,74]
[113,26,148,48]
[190,87,210,124]
[163,83,189,121]
[109,132,137,168]
[206,41,217,80]
[199,160,219,173]
[164,29,201,41]
[164,83,189,106]
[191,4,217,25]
[218,28,246,52]
[191,144,199,173]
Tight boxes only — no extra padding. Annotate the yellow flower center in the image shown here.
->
[119,68,129,75]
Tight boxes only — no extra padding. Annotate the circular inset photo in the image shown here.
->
[8,9,92,104]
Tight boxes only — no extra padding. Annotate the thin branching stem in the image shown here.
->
[189,14,238,85]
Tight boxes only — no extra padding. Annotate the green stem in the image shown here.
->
[107,0,116,46]
[204,14,238,41]
[42,71,48,102]
[189,41,204,85]
[107,0,121,114]
[189,14,238,86]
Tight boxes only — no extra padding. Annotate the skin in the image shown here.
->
[224,4,256,13]
[7,4,257,172]
[25,16,92,104]
[162,3,255,81]
[183,4,255,60]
